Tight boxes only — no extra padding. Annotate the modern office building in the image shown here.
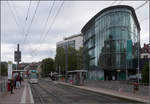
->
[81,5,141,80]
[56,34,83,50]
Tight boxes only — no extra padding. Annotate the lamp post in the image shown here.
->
[117,69,121,91]
[137,31,140,84]
[65,45,68,82]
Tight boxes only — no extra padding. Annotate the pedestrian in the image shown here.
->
[14,75,16,89]
[133,80,139,93]
[20,75,22,86]
[10,79,14,94]
[16,73,21,89]
[7,80,11,92]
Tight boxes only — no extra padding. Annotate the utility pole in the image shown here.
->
[137,31,140,83]
[14,44,21,71]
[0,40,1,81]
[17,44,19,70]
[65,45,68,82]
[59,66,60,81]
[126,57,128,80]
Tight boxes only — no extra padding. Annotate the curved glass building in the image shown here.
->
[81,5,140,80]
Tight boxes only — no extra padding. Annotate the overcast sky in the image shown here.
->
[1,1,149,63]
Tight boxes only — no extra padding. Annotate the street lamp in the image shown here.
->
[117,69,121,92]
[65,45,68,82]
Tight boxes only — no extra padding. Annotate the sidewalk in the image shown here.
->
[56,81,150,104]
[0,80,34,104]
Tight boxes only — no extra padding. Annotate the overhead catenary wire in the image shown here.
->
[23,0,32,35]
[31,1,64,62]
[26,0,32,21]
[135,0,148,10]
[38,0,55,44]
[31,1,64,58]
[21,0,40,61]
[6,1,24,35]
[11,1,25,34]
[28,1,55,59]
[23,0,40,46]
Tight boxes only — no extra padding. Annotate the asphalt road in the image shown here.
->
[30,79,142,104]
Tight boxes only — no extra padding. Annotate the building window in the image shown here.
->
[144,55,148,58]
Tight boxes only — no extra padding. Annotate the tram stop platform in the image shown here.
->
[55,81,150,104]
[0,79,34,104]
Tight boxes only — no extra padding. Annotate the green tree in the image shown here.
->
[0,62,8,76]
[83,47,89,70]
[41,58,54,77]
[142,62,149,84]
[55,47,65,73]
[55,46,84,74]
[67,46,77,71]
[77,47,84,70]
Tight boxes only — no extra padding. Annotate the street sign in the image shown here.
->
[8,61,12,79]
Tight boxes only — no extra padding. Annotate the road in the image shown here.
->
[30,79,141,104]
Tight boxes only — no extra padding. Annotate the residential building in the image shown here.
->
[140,43,150,59]
[81,5,141,80]
[56,34,83,50]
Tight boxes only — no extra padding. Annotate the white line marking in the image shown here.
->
[20,82,27,103]
[28,83,34,104]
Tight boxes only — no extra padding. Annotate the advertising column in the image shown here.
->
[8,61,12,80]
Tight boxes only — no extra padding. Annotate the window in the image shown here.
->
[144,55,148,58]
[88,49,95,58]
[89,59,95,66]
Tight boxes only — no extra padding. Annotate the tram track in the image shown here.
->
[42,79,140,103]
[30,82,63,104]
[30,84,45,104]
[31,79,140,104]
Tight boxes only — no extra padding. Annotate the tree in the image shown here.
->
[41,58,54,77]
[142,62,149,84]
[55,47,65,73]
[67,46,77,71]
[0,62,8,76]
[83,47,90,70]
[77,47,84,70]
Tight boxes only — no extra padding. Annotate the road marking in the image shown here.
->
[20,82,27,103]
[28,83,34,104]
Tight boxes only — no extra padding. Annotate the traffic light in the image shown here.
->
[14,51,21,62]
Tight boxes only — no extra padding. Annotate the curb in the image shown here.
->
[56,81,150,104]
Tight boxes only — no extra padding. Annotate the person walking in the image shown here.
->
[20,75,22,86]
[10,79,14,94]
[14,75,17,89]
[133,80,139,93]
[16,73,21,89]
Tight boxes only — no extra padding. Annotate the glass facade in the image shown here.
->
[82,6,140,80]
[57,40,75,49]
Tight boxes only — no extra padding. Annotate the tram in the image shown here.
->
[28,70,39,84]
